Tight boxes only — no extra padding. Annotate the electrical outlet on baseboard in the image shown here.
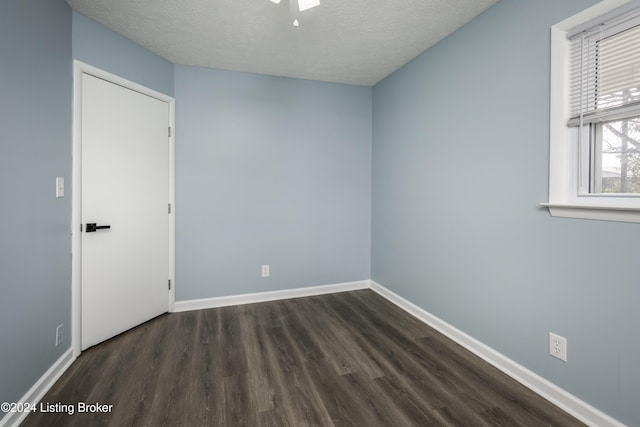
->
[55,324,64,347]
[549,332,567,362]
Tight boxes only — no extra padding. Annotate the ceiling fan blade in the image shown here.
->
[297,0,320,12]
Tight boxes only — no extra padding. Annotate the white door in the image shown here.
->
[81,73,170,350]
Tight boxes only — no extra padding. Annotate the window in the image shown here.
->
[546,0,640,223]
[591,118,640,194]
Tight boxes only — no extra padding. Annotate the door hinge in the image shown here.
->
[168,126,172,137]
[168,279,171,290]
[168,203,172,214]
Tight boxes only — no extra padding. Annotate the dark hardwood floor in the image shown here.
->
[23,290,584,426]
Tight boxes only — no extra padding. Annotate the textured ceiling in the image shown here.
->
[65,0,500,86]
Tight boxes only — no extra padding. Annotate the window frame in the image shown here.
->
[545,0,640,223]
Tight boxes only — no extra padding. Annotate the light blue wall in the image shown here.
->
[372,0,639,424]
[175,65,372,300]
[72,11,174,96]
[0,0,72,409]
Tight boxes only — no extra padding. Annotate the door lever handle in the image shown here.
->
[86,223,111,233]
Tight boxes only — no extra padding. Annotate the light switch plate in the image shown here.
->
[56,177,64,198]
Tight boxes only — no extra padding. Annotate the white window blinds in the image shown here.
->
[568,5,640,126]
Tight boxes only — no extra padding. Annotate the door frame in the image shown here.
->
[71,61,176,357]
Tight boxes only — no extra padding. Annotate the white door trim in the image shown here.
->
[72,61,176,357]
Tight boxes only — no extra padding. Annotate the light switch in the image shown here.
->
[56,177,64,198]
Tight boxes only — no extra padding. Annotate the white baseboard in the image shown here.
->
[0,348,75,427]
[369,280,624,427]
[173,280,370,312]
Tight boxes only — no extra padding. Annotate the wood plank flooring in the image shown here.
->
[23,290,584,426]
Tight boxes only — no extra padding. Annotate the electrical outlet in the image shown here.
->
[261,265,270,278]
[55,324,64,347]
[549,332,567,361]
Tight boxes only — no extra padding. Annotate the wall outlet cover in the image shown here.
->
[549,332,567,362]
[55,324,64,347]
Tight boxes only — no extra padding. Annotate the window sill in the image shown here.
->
[541,202,640,223]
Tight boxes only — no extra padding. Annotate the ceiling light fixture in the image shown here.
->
[270,0,320,27]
